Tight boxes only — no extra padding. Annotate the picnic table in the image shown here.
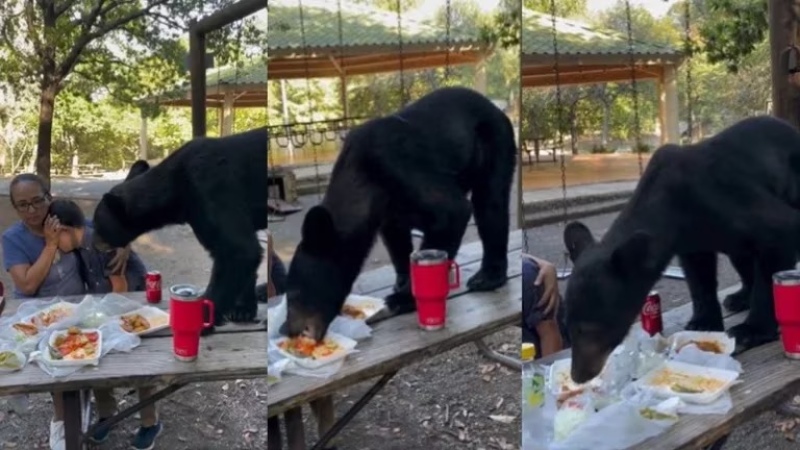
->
[539,283,800,449]
[268,230,524,450]
[0,291,267,450]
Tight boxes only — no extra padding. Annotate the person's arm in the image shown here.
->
[4,235,58,297]
[123,251,148,292]
[266,232,277,298]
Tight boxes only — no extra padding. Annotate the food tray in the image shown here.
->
[119,306,170,336]
[20,301,78,329]
[43,328,103,367]
[635,360,739,404]
[273,331,357,370]
[547,358,604,394]
[668,331,735,356]
[341,294,385,321]
[0,349,27,373]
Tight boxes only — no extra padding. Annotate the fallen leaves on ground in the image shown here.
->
[774,417,800,441]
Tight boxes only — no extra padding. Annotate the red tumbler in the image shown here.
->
[410,249,460,331]
[169,284,215,362]
[773,269,800,359]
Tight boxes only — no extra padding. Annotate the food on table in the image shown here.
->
[33,306,73,327]
[341,304,367,320]
[53,327,99,361]
[649,368,726,394]
[277,335,342,359]
[553,397,592,441]
[12,322,39,337]
[0,351,21,369]
[640,407,677,421]
[120,313,151,333]
[676,339,724,354]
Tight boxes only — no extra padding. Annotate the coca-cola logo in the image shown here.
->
[642,301,660,315]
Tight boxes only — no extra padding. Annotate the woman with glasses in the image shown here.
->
[1,174,130,450]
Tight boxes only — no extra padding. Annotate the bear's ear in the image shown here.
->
[610,230,652,276]
[101,192,127,218]
[301,205,338,252]
[563,221,596,263]
[126,160,150,181]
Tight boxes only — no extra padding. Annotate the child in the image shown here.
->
[48,199,162,450]
[522,254,565,358]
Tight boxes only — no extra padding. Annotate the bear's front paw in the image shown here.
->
[385,291,417,316]
[727,322,778,351]
[686,314,724,332]
[228,301,258,323]
[722,289,750,313]
[466,269,507,292]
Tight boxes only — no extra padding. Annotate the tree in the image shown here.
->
[0,0,263,187]
[693,0,767,72]
[523,0,587,17]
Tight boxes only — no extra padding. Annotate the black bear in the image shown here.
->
[282,87,517,341]
[92,127,268,327]
[561,115,800,384]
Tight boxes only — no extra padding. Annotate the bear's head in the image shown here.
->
[283,205,350,342]
[563,221,656,383]
[92,160,151,251]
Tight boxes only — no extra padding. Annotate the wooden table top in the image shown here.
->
[268,231,524,417]
[0,291,267,396]
[539,283,800,450]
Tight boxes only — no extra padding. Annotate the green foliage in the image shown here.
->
[523,0,587,17]
[695,0,768,72]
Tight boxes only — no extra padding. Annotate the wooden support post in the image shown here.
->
[473,54,488,94]
[769,0,800,128]
[189,27,207,138]
[221,91,235,136]
[139,112,148,160]
[659,65,680,144]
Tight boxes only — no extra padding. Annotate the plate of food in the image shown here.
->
[668,331,735,356]
[547,358,605,405]
[0,349,26,373]
[341,295,385,321]
[119,307,170,336]
[22,302,77,329]
[44,327,103,367]
[273,331,357,369]
[635,360,739,404]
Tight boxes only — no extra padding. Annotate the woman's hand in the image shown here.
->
[43,215,61,247]
[529,255,560,317]
[108,245,131,275]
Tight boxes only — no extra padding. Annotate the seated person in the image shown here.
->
[522,254,567,358]
[48,199,162,450]
[256,230,287,301]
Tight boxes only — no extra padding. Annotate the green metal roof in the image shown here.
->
[521,8,681,57]
[268,0,482,54]
[152,61,265,102]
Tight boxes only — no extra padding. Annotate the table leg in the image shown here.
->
[704,435,729,450]
[310,396,336,449]
[63,390,83,450]
[285,407,306,450]
[474,339,521,371]
[268,416,282,450]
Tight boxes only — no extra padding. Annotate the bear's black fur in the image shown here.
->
[562,115,800,383]
[283,87,517,341]
[92,128,267,328]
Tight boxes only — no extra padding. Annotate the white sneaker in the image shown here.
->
[50,420,65,450]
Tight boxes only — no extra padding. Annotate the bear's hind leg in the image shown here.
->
[722,252,754,313]
[681,252,725,332]
[380,219,415,315]
[728,250,793,350]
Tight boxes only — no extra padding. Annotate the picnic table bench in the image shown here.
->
[0,291,267,450]
[268,230,524,450]
[540,283,800,449]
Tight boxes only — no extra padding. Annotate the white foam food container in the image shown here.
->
[43,328,103,367]
[21,301,78,328]
[273,331,357,370]
[341,294,385,321]
[547,358,604,394]
[118,306,170,336]
[635,360,740,404]
[668,331,736,356]
[0,349,27,373]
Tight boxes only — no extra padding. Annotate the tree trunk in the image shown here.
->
[601,101,610,147]
[35,80,59,190]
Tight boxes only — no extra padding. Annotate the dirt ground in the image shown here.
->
[268,198,522,450]
[0,194,269,450]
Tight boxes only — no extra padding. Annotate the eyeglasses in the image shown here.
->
[14,196,48,213]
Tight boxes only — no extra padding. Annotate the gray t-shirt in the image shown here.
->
[2,221,86,299]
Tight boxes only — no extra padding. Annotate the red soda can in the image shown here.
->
[145,271,162,303]
[641,290,663,336]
